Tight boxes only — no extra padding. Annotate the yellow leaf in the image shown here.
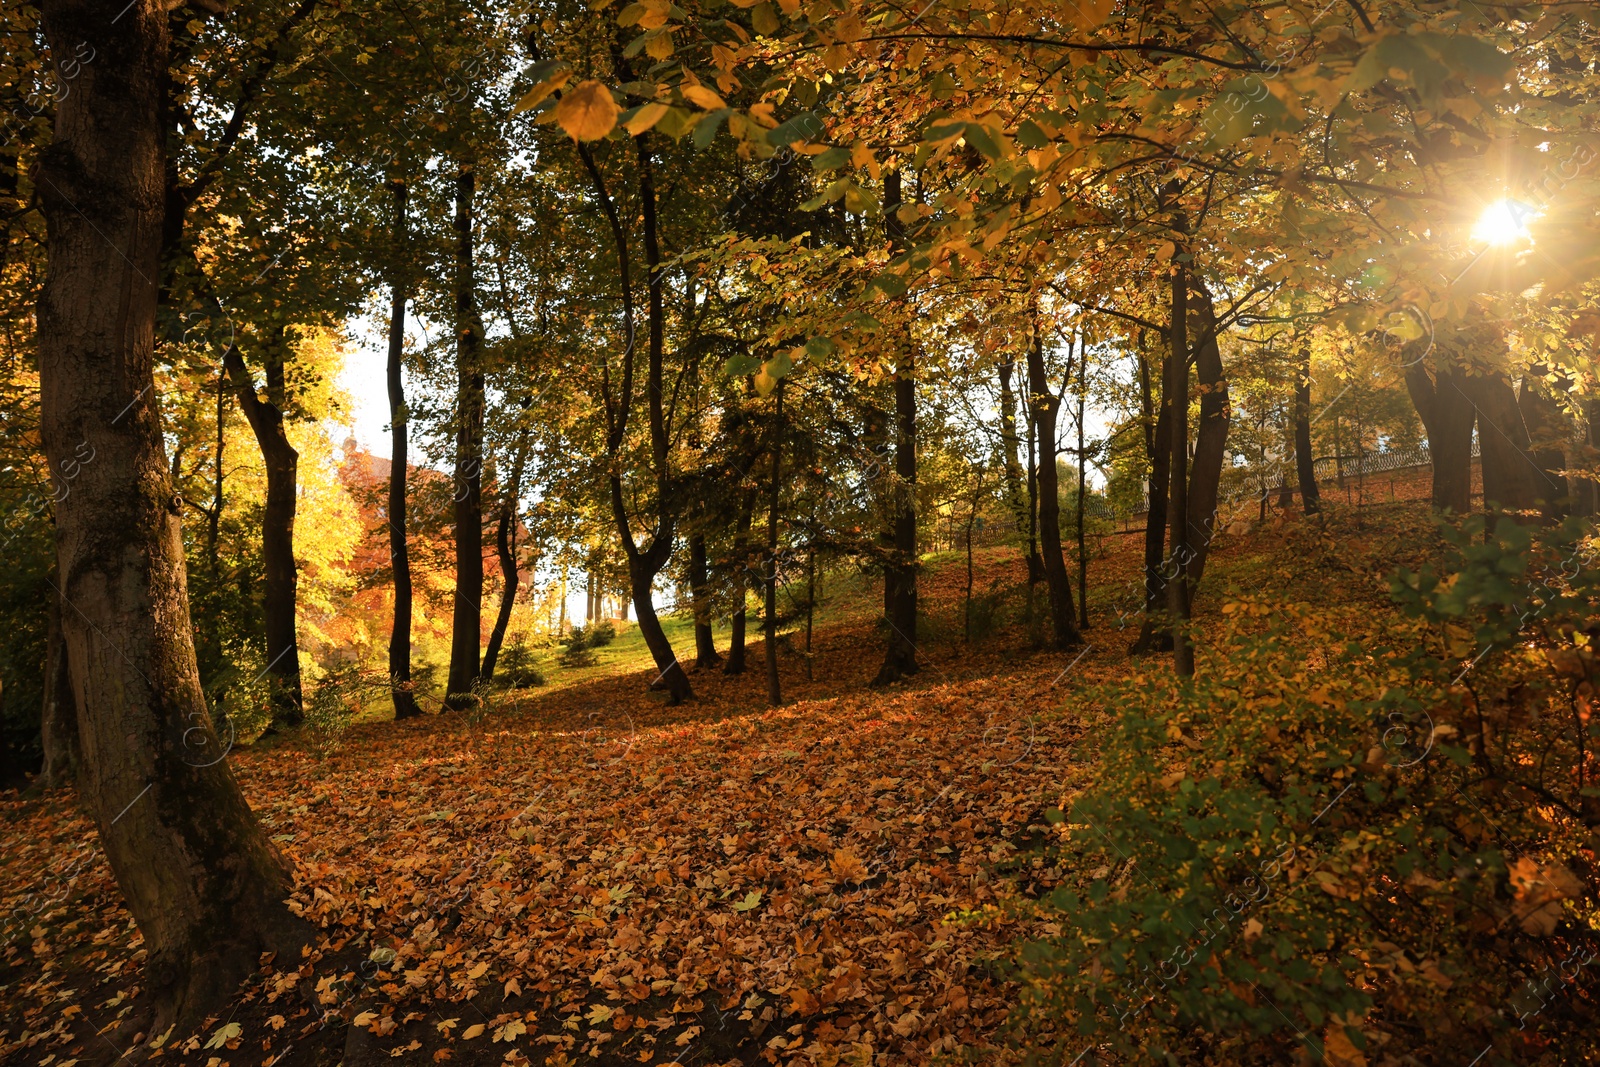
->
[623,103,669,135]
[682,84,726,110]
[203,1022,242,1050]
[511,69,572,115]
[1156,240,1175,261]
[466,961,489,980]
[554,81,619,141]
[492,1019,527,1042]
[646,30,675,59]
[461,1023,486,1040]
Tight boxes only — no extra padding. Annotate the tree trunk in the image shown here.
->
[688,532,721,668]
[998,359,1033,575]
[1403,358,1475,513]
[724,488,755,675]
[1024,390,1040,628]
[873,170,920,685]
[446,163,486,709]
[1167,259,1194,676]
[1464,370,1543,515]
[625,134,691,701]
[1293,344,1321,515]
[385,180,421,719]
[1074,335,1089,630]
[1183,281,1232,591]
[482,432,528,680]
[1026,321,1081,651]
[765,381,784,706]
[804,541,816,680]
[222,341,302,726]
[40,579,79,788]
[1131,347,1173,654]
[1576,397,1600,518]
[35,0,301,1032]
[1517,371,1571,521]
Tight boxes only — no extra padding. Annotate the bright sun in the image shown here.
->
[1472,198,1537,245]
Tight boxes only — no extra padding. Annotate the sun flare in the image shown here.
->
[1472,198,1537,245]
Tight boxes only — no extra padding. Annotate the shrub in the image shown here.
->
[496,638,546,688]
[590,619,617,646]
[1006,515,1600,1065]
[559,626,598,668]
[304,662,381,757]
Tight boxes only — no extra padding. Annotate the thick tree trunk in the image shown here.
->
[765,382,784,705]
[1576,398,1600,518]
[1132,347,1173,654]
[873,170,920,685]
[481,434,528,681]
[386,180,421,719]
[1183,282,1232,591]
[222,341,302,726]
[1460,369,1543,515]
[688,532,721,668]
[1517,372,1571,520]
[1167,260,1194,676]
[40,580,79,788]
[35,0,300,1032]
[997,359,1033,574]
[446,163,486,708]
[1404,358,1475,513]
[1026,323,1081,651]
[1294,344,1321,515]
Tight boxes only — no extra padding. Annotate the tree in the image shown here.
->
[873,169,920,684]
[446,162,487,708]
[34,0,300,1032]
[386,179,423,719]
[1025,313,1081,651]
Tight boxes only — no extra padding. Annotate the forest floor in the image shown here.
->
[0,501,1438,1067]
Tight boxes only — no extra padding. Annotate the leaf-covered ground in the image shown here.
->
[1,509,1420,1067]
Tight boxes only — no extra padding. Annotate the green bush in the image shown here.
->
[304,662,383,757]
[559,626,598,668]
[590,619,617,646]
[1006,516,1599,1065]
[496,638,546,688]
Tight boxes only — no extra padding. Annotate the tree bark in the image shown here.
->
[1293,343,1321,514]
[1462,369,1544,515]
[1517,371,1571,520]
[1403,355,1476,514]
[1167,259,1194,676]
[385,180,421,719]
[997,358,1034,576]
[765,381,784,706]
[619,133,691,701]
[1074,334,1089,630]
[1131,345,1173,655]
[1183,281,1232,591]
[446,163,486,708]
[481,432,528,680]
[689,532,721,667]
[35,0,300,1032]
[1577,398,1600,518]
[222,339,302,726]
[1026,319,1082,651]
[40,579,79,788]
[873,170,920,685]
[724,488,756,676]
